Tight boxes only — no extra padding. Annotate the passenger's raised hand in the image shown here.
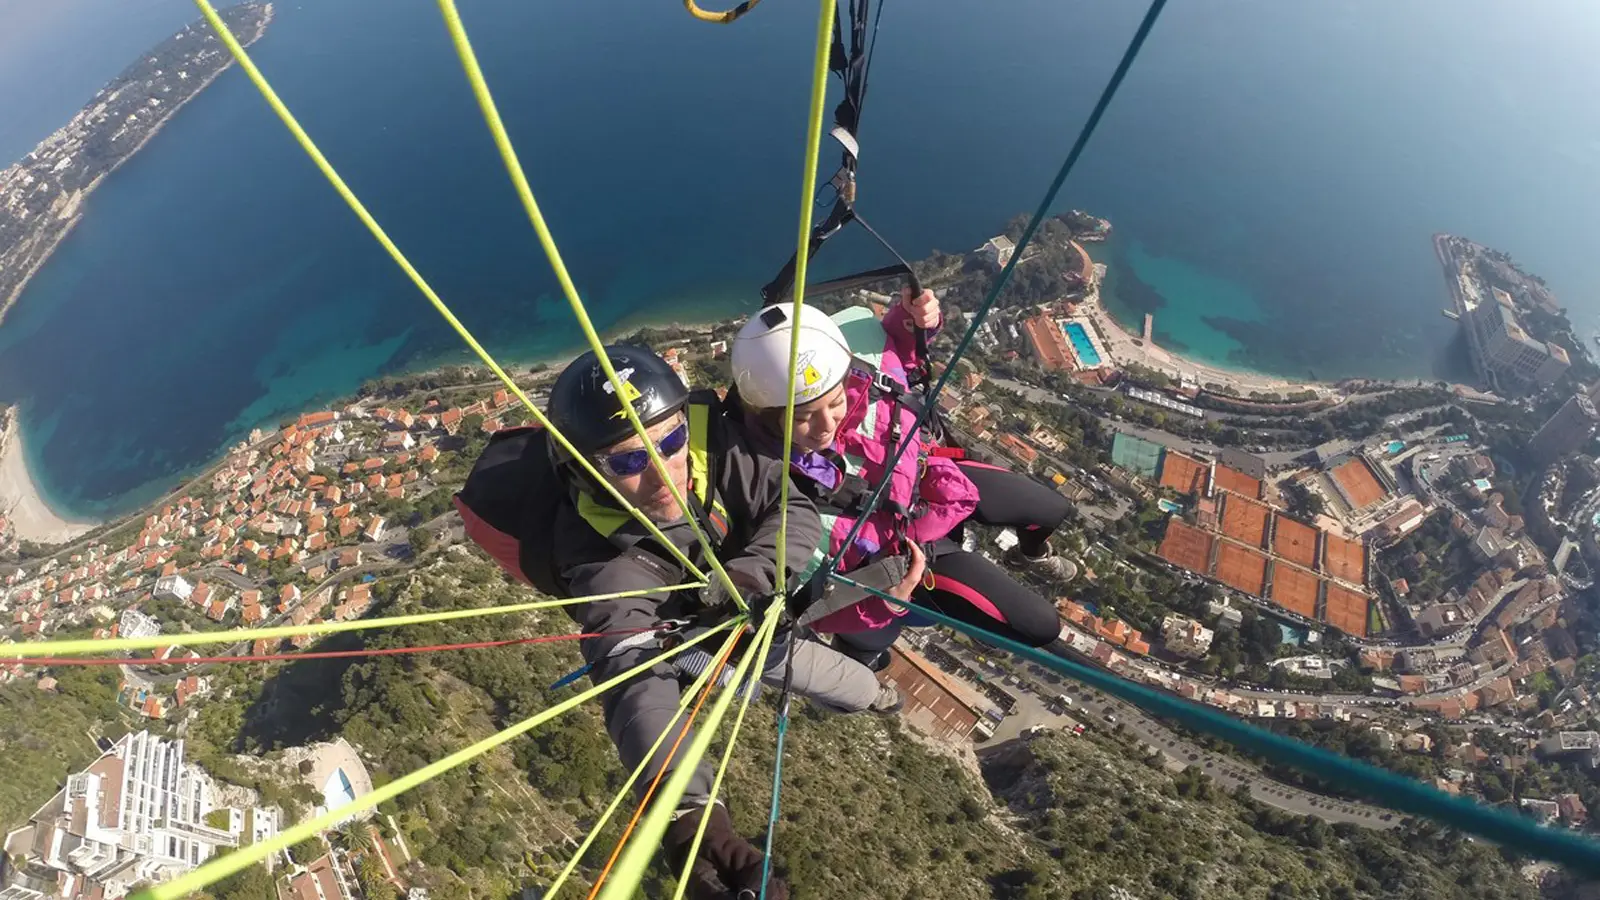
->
[900,286,940,330]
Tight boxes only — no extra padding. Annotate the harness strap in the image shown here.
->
[795,553,909,627]
[760,0,920,308]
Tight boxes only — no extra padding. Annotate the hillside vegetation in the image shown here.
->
[984,733,1536,900]
[173,552,1537,899]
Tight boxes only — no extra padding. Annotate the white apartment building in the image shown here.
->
[2,732,268,900]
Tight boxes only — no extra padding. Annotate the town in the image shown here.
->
[0,381,538,899]
[3,215,1600,896]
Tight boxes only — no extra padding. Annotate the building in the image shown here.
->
[1414,603,1468,639]
[1529,394,1599,466]
[151,574,192,603]
[117,609,161,641]
[1470,526,1511,564]
[1218,448,1267,482]
[879,643,999,742]
[980,235,1015,268]
[1160,614,1215,659]
[1208,597,1245,628]
[1376,499,1427,544]
[288,852,355,900]
[996,433,1039,466]
[1521,798,1561,824]
[1369,728,1396,751]
[1472,287,1570,388]
[1539,731,1600,766]
[1020,314,1073,372]
[1401,733,1434,753]
[1557,793,1589,826]
[362,516,387,543]
[1,732,253,900]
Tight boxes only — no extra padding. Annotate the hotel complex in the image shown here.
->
[2,732,276,900]
[1462,284,1569,391]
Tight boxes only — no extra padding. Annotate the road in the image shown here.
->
[987,376,1335,469]
[931,638,1399,828]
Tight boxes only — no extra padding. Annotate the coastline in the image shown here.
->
[0,4,275,328]
[0,408,96,544]
[1082,291,1335,397]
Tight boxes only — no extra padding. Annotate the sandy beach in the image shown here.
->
[0,409,95,544]
[1080,294,1334,398]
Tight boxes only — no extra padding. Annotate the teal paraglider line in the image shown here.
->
[820,0,1171,578]
[830,572,1600,878]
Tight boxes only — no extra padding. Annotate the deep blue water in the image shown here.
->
[1,0,1598,520]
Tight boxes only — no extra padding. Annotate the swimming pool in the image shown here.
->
[1063,322,1102,367]
[1386,440,1405,455]
[1157,499,1182,513]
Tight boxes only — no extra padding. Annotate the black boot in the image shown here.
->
[662,803,788,900]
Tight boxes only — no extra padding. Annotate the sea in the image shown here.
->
[1,0,1598,521]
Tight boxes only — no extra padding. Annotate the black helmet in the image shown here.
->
[546,344,689,463]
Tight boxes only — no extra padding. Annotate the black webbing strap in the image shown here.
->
[796,553,908,627]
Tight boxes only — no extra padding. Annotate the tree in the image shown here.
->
[409,527,434,556]
[358,855,399,900]
[332,821,374,856]
[1238,612,1282,666]
[288,836,325,865]
[208,863,277,900]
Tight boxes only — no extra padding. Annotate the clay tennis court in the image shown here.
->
[1272,515,1319,569]
[1323,532,1366,584]
[1324,584,1370,638]
[1215,541,1268,597]
[1213,465,1262,500]
[1332,457,1388,510]
[1219,492,1270,549]
[1268,562,1320,619]
[1159,451,1209,496]
[1158,520,1214,575]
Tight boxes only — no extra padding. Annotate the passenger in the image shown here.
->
[728,290,1076,667]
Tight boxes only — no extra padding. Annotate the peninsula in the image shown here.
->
[0,2,274,326]
[1434,233,1596,398]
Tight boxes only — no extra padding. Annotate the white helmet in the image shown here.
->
[732,303,854,409]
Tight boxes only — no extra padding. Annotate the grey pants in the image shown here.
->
[599,632,880,809]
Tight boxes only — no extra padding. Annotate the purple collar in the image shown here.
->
[789,446,841,490]
[743,410,841,489]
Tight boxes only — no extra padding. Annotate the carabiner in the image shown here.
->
[684,0,762,24]
[655,617,694,637]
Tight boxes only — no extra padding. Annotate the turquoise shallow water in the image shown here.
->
[1,0,1598,519]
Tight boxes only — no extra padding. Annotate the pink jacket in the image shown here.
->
[807,303,979,634]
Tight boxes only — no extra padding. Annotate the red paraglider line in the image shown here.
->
[11,627,665,667]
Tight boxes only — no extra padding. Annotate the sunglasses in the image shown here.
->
[593,421,689,478]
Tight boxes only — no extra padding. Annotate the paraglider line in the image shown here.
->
[543,628,745,900]
[14,627,667,668]
[830,573,1600,878]
[130,622,738,900]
